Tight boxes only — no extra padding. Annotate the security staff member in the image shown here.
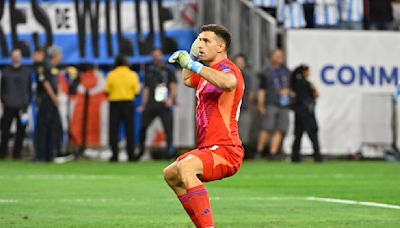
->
[104,55,140,162]
[137,49,177,160]
[290,64,322,162]
[34,46,62,162]
[0,49,32,159]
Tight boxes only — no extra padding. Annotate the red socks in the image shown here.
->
[178,185,214,228]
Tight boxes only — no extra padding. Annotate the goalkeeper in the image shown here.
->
[164,24,245,228]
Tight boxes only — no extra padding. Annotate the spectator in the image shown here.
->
[290,65,322,162]
[393,0,400,30]
[253,0,278,18]
[234,54,254,151]
[104,55,140,162]
[339,0,364,29]
[277,0,306,29]
[256,49,291,159]
[34,46,63,162]
[137,49,177,160]
[367,0,393,30]
[314,0,340,28]
[0,49,32,160]
[303,0,316,28]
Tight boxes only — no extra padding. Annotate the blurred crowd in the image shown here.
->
[0,45,321,163]
[0,46,180,163]
[253,0,400,30]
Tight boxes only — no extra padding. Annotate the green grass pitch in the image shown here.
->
[0,160,399,227]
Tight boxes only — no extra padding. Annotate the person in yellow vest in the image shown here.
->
[104,55,140,162]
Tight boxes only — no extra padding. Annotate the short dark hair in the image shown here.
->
[234,53,247,61]
[200,24,231,51]
[114,54,129,67]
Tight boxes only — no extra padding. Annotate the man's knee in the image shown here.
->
[163,164,179,185]
[176,156,203,183]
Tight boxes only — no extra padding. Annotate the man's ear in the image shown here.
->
[217,42,226,53]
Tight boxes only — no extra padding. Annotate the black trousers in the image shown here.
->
[109,101,135,160]
[138,107,173,160]
[34,98,59,162]
[291,108,321,162]
[0,107,27,159]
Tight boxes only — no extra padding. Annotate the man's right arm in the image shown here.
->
[138,87,149,112]
[258,72,267,115]
[43,81,59,106]
[0,70,5,104]
[183,69,195,88]
[258,89,266,115]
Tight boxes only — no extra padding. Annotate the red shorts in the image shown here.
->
[177,145,244,182]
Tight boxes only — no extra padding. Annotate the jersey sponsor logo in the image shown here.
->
[222,68,231,73]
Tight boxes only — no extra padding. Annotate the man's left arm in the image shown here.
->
[166,68,177,107]
[168,51,237,91]
[197,67,237,91]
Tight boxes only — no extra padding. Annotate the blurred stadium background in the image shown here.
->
[0,0,400,227]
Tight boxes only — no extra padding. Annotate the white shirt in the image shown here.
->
[278,0,306,28]
[315,0,339,25]
[339,0,363,22]
[253,0,278,8]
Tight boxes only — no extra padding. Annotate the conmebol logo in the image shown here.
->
[320,65,398,86]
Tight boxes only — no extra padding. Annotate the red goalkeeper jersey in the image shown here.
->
[190,58,244,149]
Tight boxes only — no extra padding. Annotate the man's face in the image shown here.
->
[11,49,22,66]
[52,53,63,66]
[33,50,45,63]
[152,49,164,65]
[304,69,310,78]
[271,50,284,66]
[197,31,224,62]
[234,57,246,70]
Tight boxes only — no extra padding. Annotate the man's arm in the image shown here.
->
[166,82,177,107]
[197,67,237,91]
[169,51,236,91]
[138,87,149,112]
[43,81,59,106]
[0,70,5,104]
[183,69,194,88]
[257,89,266,115]
[28,70,32,104]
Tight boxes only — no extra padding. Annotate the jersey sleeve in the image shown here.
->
[191,73,201,88]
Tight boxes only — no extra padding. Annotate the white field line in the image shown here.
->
[306,197,400,210]
[1,196,399,210]
[0,199,18,203]
[0,174,137,180]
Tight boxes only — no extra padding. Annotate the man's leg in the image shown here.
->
[291,114,304,162]
[164,162,199,226]
[13,110,27,159]
[256,130,269,157]
[109,102,120,162]
[270,131,283,155]
[271,108,289,155]
[164,154,213,227]
[159,108,174,157]
[0,108,15,159]
[34,102,48,161]
[122,101,135,161]
[137,108,157,160]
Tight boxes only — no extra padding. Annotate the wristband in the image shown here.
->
[189,61,204,74]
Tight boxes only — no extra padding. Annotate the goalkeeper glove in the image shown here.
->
[190,36,200,60]
[168,50,203,74]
